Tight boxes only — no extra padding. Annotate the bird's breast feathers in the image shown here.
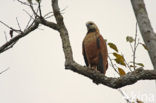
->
[83,32,98,46]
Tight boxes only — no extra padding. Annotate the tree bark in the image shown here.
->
[0,0,156,89]
[131,0,156,69]
[52,0,74,65]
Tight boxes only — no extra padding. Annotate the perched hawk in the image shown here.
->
[82,21,108,74]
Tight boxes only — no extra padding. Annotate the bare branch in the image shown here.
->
[29,4,39,17]
[133,22,138,70]
[0,0,155,90]
[118,89,132,103]
[37,1,42,17]
[121,53,132,72]
[17,0,30,6]
[51,0,74,64]
[129,43,134,53]
[0,67,9,75]
[131,0,156,69]
[16,17,22,31]
[66,62,156,89]
[25,16,34,29]
[36,18,59,30]
[0,21,21,33]
[44,12,54,19]
[44,12,53,18]
[0,20,39,54]
[23,9,35,20]
[49,0,156,89]
[4,31,8,42]
[108,55,119,74]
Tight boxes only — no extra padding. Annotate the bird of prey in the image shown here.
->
[82,21,108,74]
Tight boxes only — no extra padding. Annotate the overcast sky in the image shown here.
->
[0,0,156,103]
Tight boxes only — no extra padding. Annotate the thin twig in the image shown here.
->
[38,2,42,17]
[44,14,54,19]
[108,55,119,74]
[29,3,39,17]
[17,0,30,6]
[0,67,10,75]
[16,17,22,31]
[4,31,8,42]
[43,7,67,19]
[0,21,12,29]
[0,21,21,32]
[16,0,37,6]
[118,89,132,103]
[129,43,134,53]
[44,12,53,18]
[133,22,138,70]
[26,17,33,29]
[23,9,35,20]
[121,53,132,72]
[23,9,35,29]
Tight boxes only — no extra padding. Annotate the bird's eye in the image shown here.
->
[89,23,93,25]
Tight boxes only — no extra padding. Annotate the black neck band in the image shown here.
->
[87,29,96,33]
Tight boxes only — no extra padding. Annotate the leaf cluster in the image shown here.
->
[107,35,147,76]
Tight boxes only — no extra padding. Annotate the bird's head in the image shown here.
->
[86,21,99,33]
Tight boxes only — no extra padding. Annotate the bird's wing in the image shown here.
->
[98,34,108,57]
[96,34,108,73]
[82,42,89,66]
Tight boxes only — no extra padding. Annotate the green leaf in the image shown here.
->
[141,43,148,51]
[126,36,134,43]
[136,99,144,103]
[136,63,144,67]
[118,68,126,76]
[36,0,41,3]
[130,65,137,68]
[113,53,126,66]
[27,0,32,3]
[115,59,126,66]
[108,42,118,52]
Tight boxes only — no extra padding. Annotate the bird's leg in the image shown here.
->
[89,65,99,72]
[91,66,98,72]
[88,64,91,68]
[94,66,99,72]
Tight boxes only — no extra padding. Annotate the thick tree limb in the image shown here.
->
[36,18,59,30]
[66,62,156,89]
[1,0,156,89]
[51,0,74,65]
[131,0,156,69]
[48,0,156,89]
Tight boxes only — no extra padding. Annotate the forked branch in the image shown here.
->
[49,0,156,89]
[0,0,156,89]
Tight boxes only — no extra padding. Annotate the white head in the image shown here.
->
[86,21,99,33]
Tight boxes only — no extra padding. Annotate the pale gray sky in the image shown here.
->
[0,0,156,103]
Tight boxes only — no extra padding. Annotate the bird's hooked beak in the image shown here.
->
[86,23,90,29]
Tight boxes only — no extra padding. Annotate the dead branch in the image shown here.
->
[65,62,156,89]
[0,0,156,89]
[0,20,39,53]
[48,0,156,89]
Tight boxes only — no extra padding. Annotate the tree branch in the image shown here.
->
[131,0,156,69]
[66,62,156,89]
[51,0,74,65]
[36,18,59,30]
[0,20,39,54]
[48,0,156,89]
[0,67,9,75]
[1,0,156,89]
